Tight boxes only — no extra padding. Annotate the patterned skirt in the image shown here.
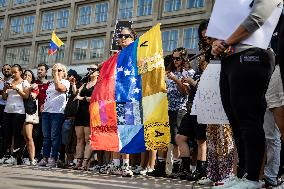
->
[206,124,235,182]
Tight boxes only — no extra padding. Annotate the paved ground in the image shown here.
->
[0,164,211,189]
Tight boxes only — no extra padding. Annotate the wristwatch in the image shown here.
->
[15,88,19,92]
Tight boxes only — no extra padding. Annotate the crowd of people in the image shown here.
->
[0,0,284,189]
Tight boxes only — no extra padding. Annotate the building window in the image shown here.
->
[95,2,108,23]
[41,9,69,31]
[164,0,181,12]
[5,46,31,67]
[42,12,54,31]
[187,0,204,8]
[137,0,152,16]
[14,0,35,5]
[0,0,6,8]
[57,9,69,29]
[162,30,178,52]
[183,27,198,49]
[23,15,35,33]
[118,0,133,19]
[10,17,22,35]
[90,39,105,58]
[77,5,92,26]
[0,19,4,37]
[37,43,65,65]
[73,38,105,62]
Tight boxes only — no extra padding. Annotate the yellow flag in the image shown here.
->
[137,24,164,74]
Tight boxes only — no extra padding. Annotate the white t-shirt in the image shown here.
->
[43,79,70,114]
[4,80,30,114]
[0,78,13,106]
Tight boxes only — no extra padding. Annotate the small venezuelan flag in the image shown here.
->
[48,31,64,55]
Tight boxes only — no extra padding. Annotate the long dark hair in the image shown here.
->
[198,20,213,62]
[167,47,189,72]
[24,70,36,84]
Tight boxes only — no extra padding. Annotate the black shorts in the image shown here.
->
[177,113,207,140]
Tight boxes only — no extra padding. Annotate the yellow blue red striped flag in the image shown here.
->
[48,31,64,55]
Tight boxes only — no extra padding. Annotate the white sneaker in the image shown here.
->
[226,178,262,189]
[133,165,144,175]
[198,178,214,186]
[0,157,8,164]
[213,175,240,188]
[22,158,30,166]
[30,159,37,166]
[4,156,17,165]
[121,164,133,177]
[140,168,154,175]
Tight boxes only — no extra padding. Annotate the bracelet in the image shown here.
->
[15,88,20,92]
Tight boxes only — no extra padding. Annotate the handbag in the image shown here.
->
[64,94,79,118]
[24,95,37,115]
[25,99,39,124]
[25,112,39,124]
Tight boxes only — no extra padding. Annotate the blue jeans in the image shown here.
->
[42,112,65,159]
[61,119,73,145]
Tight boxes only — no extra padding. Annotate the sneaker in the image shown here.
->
[109,163,122,175]
[99,162,121,175]
[197,178,214,186]
[88,165,101,172]
[226,178,262,189]
[22,158,30,166]
[140,168,153,175]
[99,162,112,174]
[38,159,47,167]
[263,177,284,189]
[133,165,144,175]
[30,159,37,166]
[121,164,133,177]
[0,156,8,164]
[212,175,240,188]
[46,158,56,168]
[4,156,17,165]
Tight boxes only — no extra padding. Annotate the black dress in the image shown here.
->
[74,84,94,127]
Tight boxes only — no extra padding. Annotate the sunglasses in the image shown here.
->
[58,69,63,72]
[87,68,98,72]
[172,57,182,61]
[118,34,133,39]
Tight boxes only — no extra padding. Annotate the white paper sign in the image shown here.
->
[195,63,229,124]
[206,0,283,49]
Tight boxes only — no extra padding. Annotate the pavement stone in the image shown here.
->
[0,164,211,189]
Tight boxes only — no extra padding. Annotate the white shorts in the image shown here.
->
[266,65,284,109]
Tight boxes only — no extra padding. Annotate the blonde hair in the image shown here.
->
[53,63,67,79]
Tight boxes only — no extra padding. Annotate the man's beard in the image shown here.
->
[3,73,11,78]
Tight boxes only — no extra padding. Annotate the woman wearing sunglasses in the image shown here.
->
[73,65,99,170]
[147,47,190,177]
[38,63,70,167]
[99,27,137,177]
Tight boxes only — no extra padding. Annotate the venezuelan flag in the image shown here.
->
[48,31,64,55]
[90,24,170,153]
